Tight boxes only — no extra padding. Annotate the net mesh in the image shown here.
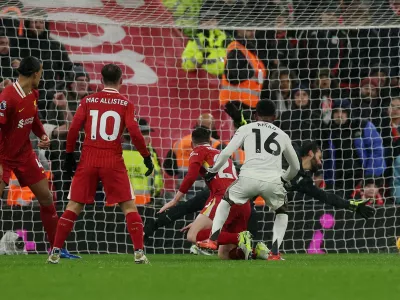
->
[0,0,399,254]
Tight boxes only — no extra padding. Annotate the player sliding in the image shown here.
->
[0,56,78,259]
[198,100,300,260]
[47,64,154,264]
[159,127,269,260]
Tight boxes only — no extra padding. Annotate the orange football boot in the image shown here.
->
[268,252,285,261]
[196,239,218,250]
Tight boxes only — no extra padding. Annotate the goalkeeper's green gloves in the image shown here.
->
[224,102,247,129]
[348,198,375,220]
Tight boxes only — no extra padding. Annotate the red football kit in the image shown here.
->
[0,82,46,187]
[179,144,250,232]
[66,88,150,204]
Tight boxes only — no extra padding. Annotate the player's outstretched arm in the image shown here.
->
[209,127,245,173]
[159,161,203,213]
[293,177,375,219]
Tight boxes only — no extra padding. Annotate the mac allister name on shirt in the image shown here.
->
[85,97,128,106]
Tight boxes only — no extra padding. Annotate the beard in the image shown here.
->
[310,158,322,174]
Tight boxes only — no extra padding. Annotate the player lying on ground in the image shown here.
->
[159,127,269,260]
[0,56,78,259]
[199,100,301,260]
[145,141,373,258]
[47,64,154,264]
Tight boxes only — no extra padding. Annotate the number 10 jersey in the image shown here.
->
[66,88,150,168]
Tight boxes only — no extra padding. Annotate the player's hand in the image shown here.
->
[143,156,154,176]
[348,198,375,220]
[158,199,178,214]
[180,223,192,232]
[63,153,77,178]
[204,171,217,182]
[38,135,50,149]
[224,102,246,128]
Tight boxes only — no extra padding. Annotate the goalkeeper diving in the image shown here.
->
[145,102,375,251]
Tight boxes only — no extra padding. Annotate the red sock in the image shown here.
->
[229,247,246,260]
[196,229,211,242]
[39,204,59,247]
[126,212,144,251]
[217,232,239,245]
[53,210,78,249]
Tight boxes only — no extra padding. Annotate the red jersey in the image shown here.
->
[0,82,45,164]
[66,88,150,168]
[179,144,238,196]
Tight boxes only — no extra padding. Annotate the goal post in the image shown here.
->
[0,0,399,254]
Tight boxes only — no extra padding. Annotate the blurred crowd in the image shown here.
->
[1,0,400,206]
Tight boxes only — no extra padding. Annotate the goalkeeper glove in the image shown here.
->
[143,156,154,176]
[348,198,375,220]
[224,102,247,128]
[63,153,77,178]
[204,171,217,182]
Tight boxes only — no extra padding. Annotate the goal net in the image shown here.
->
[0,0,399,254]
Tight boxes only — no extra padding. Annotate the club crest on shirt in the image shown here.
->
[0,100,7,110]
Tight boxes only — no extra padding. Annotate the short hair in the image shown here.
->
[256,100,276,117]
[101,64,122,85]
[300,141,320,157]
[192,127,211,145]
[17,56,41,77]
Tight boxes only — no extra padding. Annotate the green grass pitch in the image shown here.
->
[0,254,399,300]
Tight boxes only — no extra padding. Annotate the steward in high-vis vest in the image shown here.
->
[220,30,267,124]
[162,0,202,36]
[122,119,163,206]
[182,29,228,76]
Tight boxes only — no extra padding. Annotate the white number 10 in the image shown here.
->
[89,110,121,141]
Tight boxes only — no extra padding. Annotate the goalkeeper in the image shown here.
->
[145,105,374,240]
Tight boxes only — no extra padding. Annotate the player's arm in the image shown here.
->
[292,176,375,219]
[281,135,301,182]
[63,100,87,178]
[209,127,245,173]
[159,160,202,213]
[0,96,14,127]
[65,101,86,153]
[125,102,153,176]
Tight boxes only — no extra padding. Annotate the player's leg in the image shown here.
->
[102,167,149,264]
[20,155,59,248]
[119,200,149,264]
[208,178,257,243]
[261,182,288,260]
[48,166,98,264]
[144,188,210,240]
[187,214,213,243]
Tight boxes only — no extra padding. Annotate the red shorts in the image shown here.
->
[1,152,46,187]
[68,165,134,205]
[223,201,251,234]
[200,194,223,220]
[201,194,251,233]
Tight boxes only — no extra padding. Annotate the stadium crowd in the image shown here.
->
[1,0,400,207]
